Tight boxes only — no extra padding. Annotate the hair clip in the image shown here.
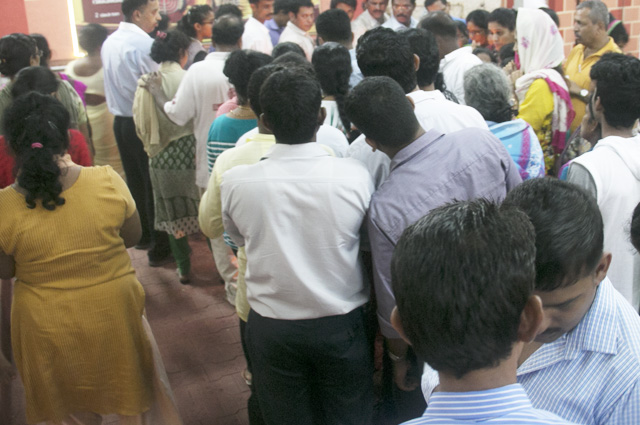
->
[31,142,43,149]
[48,120,58,131]
[156,31,167,40]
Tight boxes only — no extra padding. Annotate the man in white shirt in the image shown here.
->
[243,0,275,54]
[382,0,418,31]
[221,67,375,424]
[352,0,389,45]
[420,11,482,105]
[277,0,315,61]
[101,0,171,264]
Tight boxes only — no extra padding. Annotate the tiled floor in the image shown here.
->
[3,234,250,425]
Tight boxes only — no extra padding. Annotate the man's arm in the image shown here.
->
[601,380,640,425]
[198,159,227,240]
[220,177,246,248]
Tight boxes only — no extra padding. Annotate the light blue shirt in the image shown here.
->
[404,384,575,424]
[349,49,363,89]
[518,278,640,425]
[101,22,158,117]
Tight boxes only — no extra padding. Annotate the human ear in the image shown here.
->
[413,53,420,72]
[517,295,544,343]
[259,113,273,134]
[317,106,327,126]
[391,307,411,345]
[594,252,612,285]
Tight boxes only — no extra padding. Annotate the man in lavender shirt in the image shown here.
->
[346,75,522,418]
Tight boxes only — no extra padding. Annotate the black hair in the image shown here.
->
[608,14,629,48]
[466,9,490,30]
[424,0,446,7]
[78,24,108,54]
[539,7,559,27]
[403,28,439,88]
[312,42,352,135]
[30,34,51,67]
[330,0,357,9]
[455,19,469,41]
[346,76,419,148]
[211,15,244,46]
[356,27,417,94]
[260,68,322,144]
[157,13,170,32]
[392,199,535,379]
[487,8,516,31]
[0,33,38,78]
[472,47,498,63]
[11,66,60,98]
[150,30,192,64]
[419,11,457,39]
[503,178,604,291]
[498,43,515,67]
[632,202,640,253]
[247,63,287,116]
[290,0,314,15]
[4,92,71,210]
[316,9,352,44]
[590,52,640,129]
[274,0,296,14]
[215,4,243,19]
[434,72,458,102]
[177,5,214,38]
[272,42,307,59]
[224,50,273,104]
[122,0,152,20]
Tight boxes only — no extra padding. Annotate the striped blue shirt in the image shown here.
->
[518,278,640,425]
[404,384,574,424]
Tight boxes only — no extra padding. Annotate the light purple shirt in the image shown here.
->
[368,128,522,338]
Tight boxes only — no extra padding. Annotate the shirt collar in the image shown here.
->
[205,51,230,61]
[407,89,446,103]
[286,20,307,36]
[118,21,152,38]
[442,45,473,65]
[264,142,332,159]
[425,384,532,421]
[246,133,276,144]
[390,129,444,172]
[265,19,283,31]
[580,37,621,60]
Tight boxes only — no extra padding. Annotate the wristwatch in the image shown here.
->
[580,88,589,101]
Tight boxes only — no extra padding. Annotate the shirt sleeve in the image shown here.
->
[220,176,245,248]
[601,380,640,425]
[107,166,137,219]
[567,162,598,200]
[517,79,554,144]
[164,71,196,126]
[198,157,226,240]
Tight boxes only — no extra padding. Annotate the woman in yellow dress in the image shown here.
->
[0,92,181,425]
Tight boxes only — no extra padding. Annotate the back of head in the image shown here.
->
[260,68,321,144]
[247,63,287,116]
[608,17,629,48]
[632,202,640,253]
[312,42,352,132]
[11,66,60,98]
[419,11,457,40]
[345,76,418,148]
[122,0,152,20]
[464,63,512,123]
[272,42,307,60]
[577,0,609,28]
[215,4,243,19]
[4,92,71,210]
[487,8,516,31]
[402,28,440,87]
[30,34,51,67]
[356,27,417,94]
[316,9,352,45]
[78,24,108,54]
[466,9,490,30]
[0,33,38,78]
[503,178,604,291]
[392,199,536,379]
[590,52,640,129]
[150,30,192,64]
[211,15,244,47]
[224,50,273,102]
[177,4,214,38]
[539,7,560,27]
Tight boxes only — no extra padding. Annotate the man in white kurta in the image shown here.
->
[242,0,274,54]
[277,0,315,60]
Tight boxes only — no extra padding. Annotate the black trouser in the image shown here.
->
[246,307,374,425]
[113,116,169,258]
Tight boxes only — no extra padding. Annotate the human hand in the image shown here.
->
[0,352,16,384]
[392,357,420,391]
[140,72,163,96]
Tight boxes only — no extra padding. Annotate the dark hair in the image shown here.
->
[424,0,446,7]
[403,28,439,88]
[466,9,490,30]
[215,4,243,19]
[455,19,469,40]
[272,42,306,59]
[632,202,640,253]
[487,8,516,31]
[211,15,244,46]
[392,199,536,379]
[356,27,417,94]
[590,52,640,129]
[4,92,71,210]
[316,9,352,43]
[473,47,498,63]
[290,0,314,15]
[30,34,51,67]
[122,0,152,20]
[274,0,296,14]
[330,0,357,9]
[11,66,60,98]
[346,76,419,148]
[260,68,322,144]
[78,24,108,54]
[247,63,287,116]
[0,33,38,78]
[503,178,604,291]
[150,30,191,64]
[177,5,214,38]
[498,43,515,67]
[224,50,273,104]
[312,42,352,134]
[608,15,629,47]
[539,7,559,27]
[419,11,457,39]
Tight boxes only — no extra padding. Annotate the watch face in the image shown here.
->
[580,89,589,97]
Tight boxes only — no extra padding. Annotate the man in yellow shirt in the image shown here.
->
[564,0,620,132]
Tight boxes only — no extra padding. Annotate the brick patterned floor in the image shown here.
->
[3,234,250,425]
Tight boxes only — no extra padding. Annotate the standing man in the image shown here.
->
[243,0,275,54]
[277,0,315,61]
[102,0,171,265]
[382,0,418,31]
[351,0,389,45]
[564,1,620,132]
[331,0,357,20]
[265,0,292,46]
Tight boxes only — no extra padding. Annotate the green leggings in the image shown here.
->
[168,235,191,275]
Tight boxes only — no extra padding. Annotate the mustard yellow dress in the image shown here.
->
[0,166,153,424]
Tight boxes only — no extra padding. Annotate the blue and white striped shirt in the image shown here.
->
[404,384,574,424]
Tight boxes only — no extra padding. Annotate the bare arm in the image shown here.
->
[120,210,142,248]
[0,251,14,280]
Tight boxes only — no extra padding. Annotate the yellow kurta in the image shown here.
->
[0,166,153,424]
[517,78,555,173]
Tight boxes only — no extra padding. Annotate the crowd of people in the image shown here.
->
[1,0,640,424]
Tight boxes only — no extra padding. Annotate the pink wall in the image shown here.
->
[0,0,29,36]
[24,0,76,66]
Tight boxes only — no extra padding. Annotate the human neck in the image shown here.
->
[420,83,435,91]
[600,121,635,139]
[214,44,239,52]
[441,39,459,57]
[384,125,425,159]
[584,36,609,56]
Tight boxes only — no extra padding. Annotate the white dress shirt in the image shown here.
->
[381,15,418,31]
[101,22,157,117]
[163,52,232,188]
[351,10,389,45]
[221,142,374,320]
[242,17,273,55]
[235,125,349,157]
[278,21,314,61]
[439,45,483,105]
